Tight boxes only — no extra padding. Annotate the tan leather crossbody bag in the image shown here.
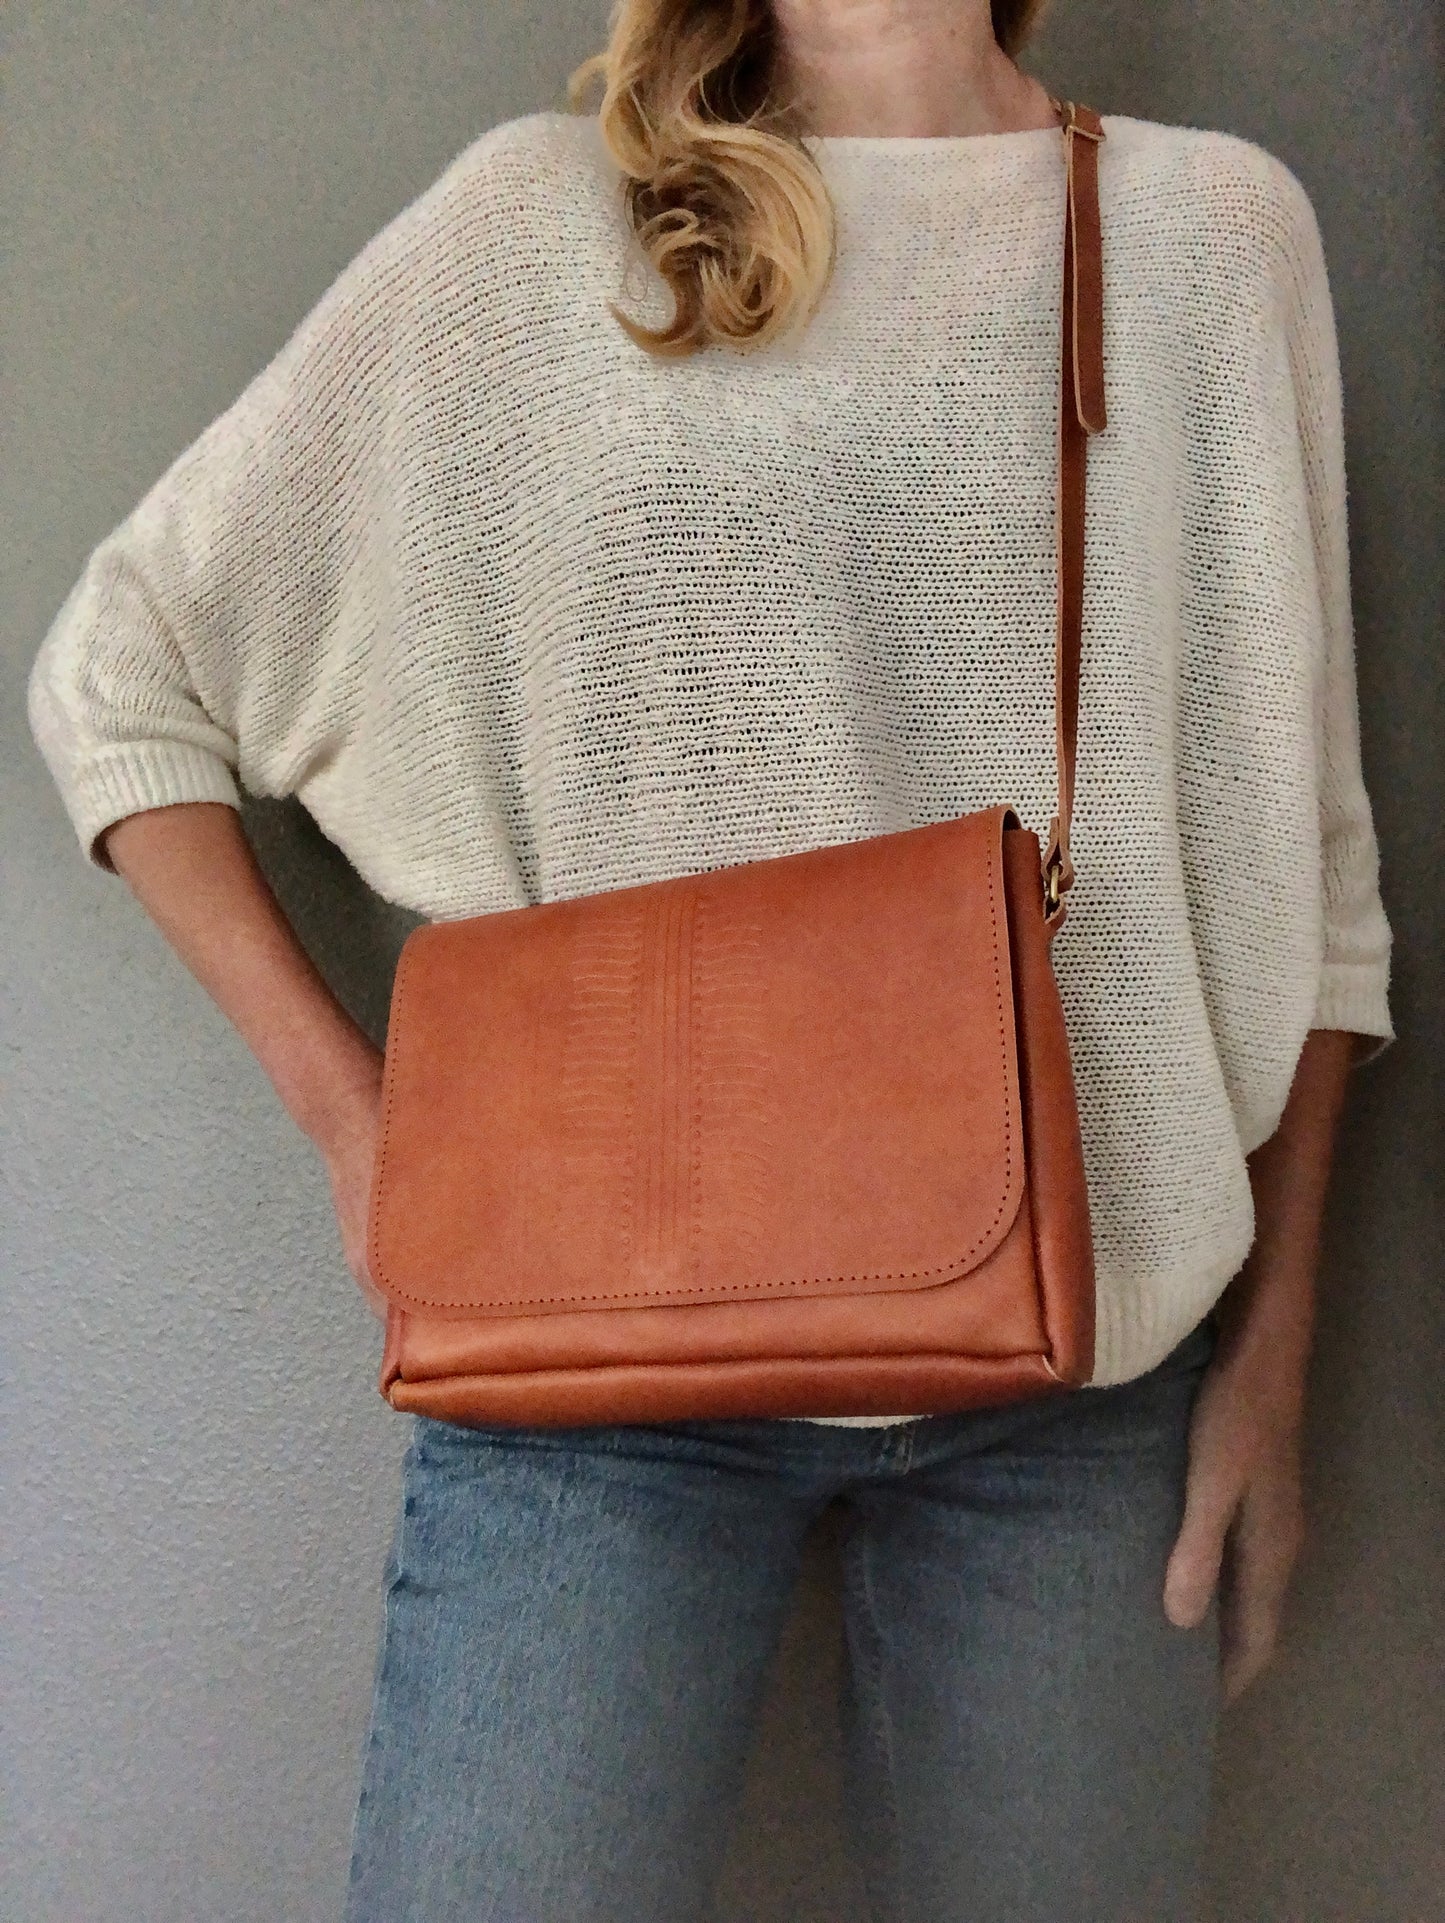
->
[366,98,1107,1427]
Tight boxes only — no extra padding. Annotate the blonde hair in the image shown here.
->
[565,0,1050,359]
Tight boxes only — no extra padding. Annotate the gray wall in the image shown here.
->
[3,3,1440,1918]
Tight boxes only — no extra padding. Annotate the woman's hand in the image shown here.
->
[1162,1026,1356,1706]
[312,1059,391,1323]
[1163,1345,1306,1704]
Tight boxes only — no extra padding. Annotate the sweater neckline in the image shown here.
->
[801,121,1078,158]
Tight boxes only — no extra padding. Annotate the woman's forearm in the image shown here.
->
[99,801,383,1149]
[1213,1026,1357,1416]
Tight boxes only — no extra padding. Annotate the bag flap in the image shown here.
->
[367,806,1026,1317]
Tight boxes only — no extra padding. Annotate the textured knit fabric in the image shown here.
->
[27,108,1393,1423]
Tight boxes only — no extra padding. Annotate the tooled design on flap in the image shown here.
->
[634,881,697,1290]
[515,879,777,1298]
[689,886,774,1286]
[549,902,644,1271]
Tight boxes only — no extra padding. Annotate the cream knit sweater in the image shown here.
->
[27,107,1393,1424]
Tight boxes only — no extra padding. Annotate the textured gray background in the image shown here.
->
[3,3,1440,1919]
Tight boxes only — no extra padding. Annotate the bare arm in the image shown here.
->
[1164,1025,1357,1700]
[100,800,391,1317]
[1211,1026,1356,1409]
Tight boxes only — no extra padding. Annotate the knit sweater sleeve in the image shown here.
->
[1274,168,1395,1051]
[25,144,466,874]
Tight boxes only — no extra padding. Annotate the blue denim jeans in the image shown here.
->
[344,1316,1220,1923]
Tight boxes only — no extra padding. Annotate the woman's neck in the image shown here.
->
[767,0,1058,139]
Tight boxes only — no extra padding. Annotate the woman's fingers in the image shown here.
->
[1164,1476,1234,1629]
[1163,1356,1307,1714]
[1218,1454,1305,1704]
[1164,1383,1243,1629]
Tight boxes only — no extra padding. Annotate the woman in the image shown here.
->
[26,0,1393,1916]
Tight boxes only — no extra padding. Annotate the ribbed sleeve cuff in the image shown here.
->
[67,742,242,872]
[1313,959,1395,1063]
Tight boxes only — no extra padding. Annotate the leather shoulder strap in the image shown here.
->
[1042,96,1106,924]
